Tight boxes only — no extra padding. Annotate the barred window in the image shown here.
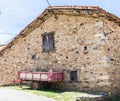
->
[42,32,55,52]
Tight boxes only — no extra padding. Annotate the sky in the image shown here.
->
[0,0,120,45]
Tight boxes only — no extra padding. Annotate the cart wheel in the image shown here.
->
[31,81,40,90]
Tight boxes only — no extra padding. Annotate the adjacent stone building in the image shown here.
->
[0,6,120,95]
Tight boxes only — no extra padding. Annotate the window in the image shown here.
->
[70,71,78,82]
[42,32,55,52]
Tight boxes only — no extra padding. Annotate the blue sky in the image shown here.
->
[0,0,120,45]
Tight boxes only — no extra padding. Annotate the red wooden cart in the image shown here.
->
[14,69,64,90]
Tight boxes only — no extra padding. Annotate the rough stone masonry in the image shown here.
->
[0,6,120,95]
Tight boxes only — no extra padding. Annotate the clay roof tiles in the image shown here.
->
[47,6,99,10]
[36,6,120,26]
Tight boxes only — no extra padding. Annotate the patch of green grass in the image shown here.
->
[5,85,85,101]
[4,86,120,101]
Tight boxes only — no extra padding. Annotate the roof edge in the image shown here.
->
[0,6,120,55]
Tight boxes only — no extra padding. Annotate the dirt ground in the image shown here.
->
[0,88,56,101]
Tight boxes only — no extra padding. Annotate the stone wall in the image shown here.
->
[0,14,120,94]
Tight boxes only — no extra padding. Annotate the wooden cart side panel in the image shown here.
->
[18,70,64,82]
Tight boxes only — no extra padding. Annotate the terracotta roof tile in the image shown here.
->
[36,6,120,26]
[47,6,99,10]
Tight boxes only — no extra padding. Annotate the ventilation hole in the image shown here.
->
[80,23,84,26]
[31,55,36,60]
[75,51,79,54]
[108,48,110,51]
[110,58,114,61]
[66,56,68,59]
[84,46,87,50]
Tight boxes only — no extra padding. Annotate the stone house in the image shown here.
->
[0,6,120,95]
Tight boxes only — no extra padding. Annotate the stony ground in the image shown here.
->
[0,88,56,101]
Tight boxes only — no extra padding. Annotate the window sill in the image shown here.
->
[42,49,56,53]
[69,81,78,83]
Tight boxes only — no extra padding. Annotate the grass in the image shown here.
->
[4,85,85,101]
[3,85,120,101]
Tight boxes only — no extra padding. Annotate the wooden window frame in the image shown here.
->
[42,32,55,52]
[69,70,78,82]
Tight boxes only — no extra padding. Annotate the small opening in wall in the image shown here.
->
[84,46,87,51]
[27,48,30,50]
[66,56,68,59]
[75,51,79,54]
[31,55,36,60]
[110,58,114,61]
[70,65,72,67]
[80,23,84,26]
[107,48,110,51]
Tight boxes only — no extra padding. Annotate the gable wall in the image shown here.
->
[0,14,119,94]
